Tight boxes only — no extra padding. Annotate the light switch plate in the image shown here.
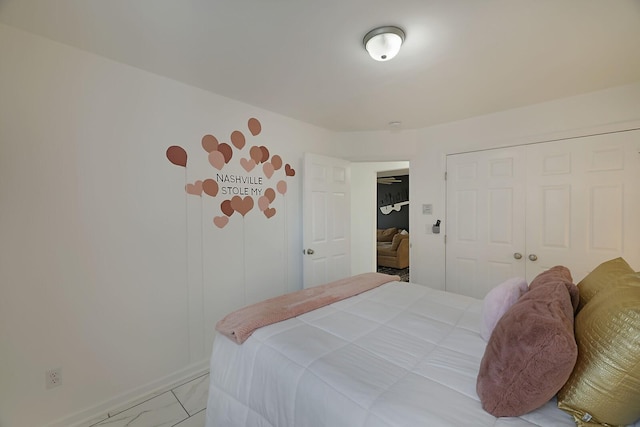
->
[422,204,433,215]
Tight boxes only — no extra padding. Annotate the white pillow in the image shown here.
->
[480,277,528,341]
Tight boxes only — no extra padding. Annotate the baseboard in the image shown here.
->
[45,359,210,427]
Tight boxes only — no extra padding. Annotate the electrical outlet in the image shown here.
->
[46,368,62,389]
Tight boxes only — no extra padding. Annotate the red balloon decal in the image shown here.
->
[285,164,296,177]
[248,117,262,136]
[218,143,233,163]
[166,146,187,167]
[221,200,234,217]
[259,146,270,163]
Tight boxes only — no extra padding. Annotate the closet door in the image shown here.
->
[446,129,640,298]
[525,131,640,284]
[445,147,527,299]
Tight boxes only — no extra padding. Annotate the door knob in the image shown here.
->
[513,252,523,260]
[528,254,538,261]
[306,249,315,255]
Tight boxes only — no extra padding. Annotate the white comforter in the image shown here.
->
[205,281,577,427]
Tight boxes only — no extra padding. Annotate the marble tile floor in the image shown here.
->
[86,372,209,427]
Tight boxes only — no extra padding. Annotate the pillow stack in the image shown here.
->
[557,257,640,427]
[477,266,579,417]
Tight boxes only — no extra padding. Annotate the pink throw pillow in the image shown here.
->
[476,266,579,417]
[480,277,528,341]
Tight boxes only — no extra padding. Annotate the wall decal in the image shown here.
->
[230,195,254,217]
[185,180,203,196]
[248,117,262,136]
[230,131,246,149]
[277,180,287,195]
[208,151,226,170]
[166,117,294,229]
[201,134,218,152]
[213,216,229,228]
[166,145,188,167]
[285,164,296,176]
[220,199,234,217]
[202,179,219,197]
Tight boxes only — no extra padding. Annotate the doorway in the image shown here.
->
[350,161,410,278]
[376,169,410,281]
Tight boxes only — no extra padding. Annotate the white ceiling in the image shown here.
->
[1,0,639,132]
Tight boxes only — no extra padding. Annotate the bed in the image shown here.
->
[205,268,640,427]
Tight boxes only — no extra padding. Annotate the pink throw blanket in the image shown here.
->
[215,272,400,344]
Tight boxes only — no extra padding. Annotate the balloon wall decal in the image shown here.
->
[218,143,233,163]
[264,188,276,203]
[166,117,296,228]
[167,146,187,167]
[263,162,275,179]
[231,131,246,150]
[202,134,218,152]
[220,200,234,217]
[271,155,282,170]
[248,117,262,136]
[202,179,219,197]
[249,146,262,163]
[258,196,270,212]
[277,180,287,195]
[259,146,269,163]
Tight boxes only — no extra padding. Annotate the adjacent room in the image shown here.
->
[376,170,410,281]
[1,1,639,427]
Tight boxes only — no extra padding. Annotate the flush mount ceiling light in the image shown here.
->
[363,26,405,61]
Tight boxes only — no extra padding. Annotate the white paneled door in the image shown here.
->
[302,153,351,288]
[445,147,527,298]
[446,130,640,298]
[525,131,640,284]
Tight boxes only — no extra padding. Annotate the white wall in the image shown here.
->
[350,161,410,275]
[0,24,339,427]
[341,82,640,290]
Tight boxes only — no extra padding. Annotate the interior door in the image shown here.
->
[446,129,640,298]
[302,153,351,288]
[525,131,640,283]
[445,147,527,298]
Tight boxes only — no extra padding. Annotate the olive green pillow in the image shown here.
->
[557,284,640,426]
[576,257,634,311]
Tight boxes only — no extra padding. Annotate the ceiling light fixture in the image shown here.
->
[363,26,405,61]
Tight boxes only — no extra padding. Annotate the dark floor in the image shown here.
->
[377,266,410,282]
